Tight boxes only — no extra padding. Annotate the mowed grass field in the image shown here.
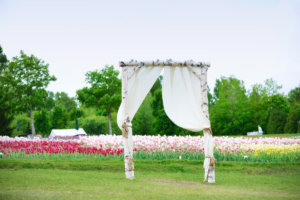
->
[0,159,300,200]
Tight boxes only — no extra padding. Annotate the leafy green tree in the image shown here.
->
[34,109,51,136]
[212,76,226,101]
[0,45,8,72]
[288,86,300,113]
[44,91,56,111]
[210,76,255,135]
[24,122,32,135]
[2,50,56,137]
[267,109,287,134]
[267,94,290,134]
[150,75,163,96]
[55,92,77,112]
[264,78,283,96]
[284,108,298,133]
[264,81,289,135]
[76,65,121,135]
[0,106,14,136]
[269,94,290,115]
[0,45,15,136]
[248,84,269,134]
[286,86,300,133]
[70,107,84,121]
[288,86,300,103]
[151,89,177,136]
[293,103,300,133]
[207,85,214,111]
[51,106,67,129]
[296,104,300,121]
[151,89,196,136]
[247,78,284,134]
[95,109,108,117]
[132,93,155,135]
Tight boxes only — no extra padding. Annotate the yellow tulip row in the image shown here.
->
[240,144,300,154]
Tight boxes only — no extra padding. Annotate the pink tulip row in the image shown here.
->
[78,135,299,154]
[1,135,299,155]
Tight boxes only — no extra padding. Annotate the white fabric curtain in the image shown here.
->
[162,66,211,132]
[162,66,213,181]
[117,66,163,129]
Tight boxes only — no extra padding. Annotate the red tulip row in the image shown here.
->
[0,140,124,157]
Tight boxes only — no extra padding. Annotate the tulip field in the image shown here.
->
[1,135,300,199]
[1,135,299,163]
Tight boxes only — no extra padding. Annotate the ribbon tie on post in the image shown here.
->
[122,122,131,137]
[126,156,135,171]
[210,157,217,170]
[204,128,213,135]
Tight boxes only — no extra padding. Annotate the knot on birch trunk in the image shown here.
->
[210,157,217,170]
[204,128,213,135]
[122,122,129,137]
[126,156,135,171]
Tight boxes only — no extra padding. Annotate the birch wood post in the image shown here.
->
[201,66,209,119]
[201,65,215,183]
[120,62,134,179]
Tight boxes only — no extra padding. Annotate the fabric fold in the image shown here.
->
[162,66,210,132]
[117,66,163,129]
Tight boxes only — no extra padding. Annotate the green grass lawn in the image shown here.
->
[0,159,300,199]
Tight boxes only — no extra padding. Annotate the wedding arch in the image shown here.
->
[117,59,215,182]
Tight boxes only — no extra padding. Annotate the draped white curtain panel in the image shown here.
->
[162,66,214,179]
[162,66,210,132]
[117,65,163,128]
[117,65,163,155]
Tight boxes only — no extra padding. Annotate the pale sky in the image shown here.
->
[0,0,299,98]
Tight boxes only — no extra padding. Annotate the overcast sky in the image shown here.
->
[0,0,299,97]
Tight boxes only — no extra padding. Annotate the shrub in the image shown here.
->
[284,108,298,133]
[10,113,31,137]
[267,109,287,134]
[67,115,108,135]
[24,122,32,135]
[81,116,107,135]
[110,112,122,135]
[0,107,14,137]
[51,106,68,129]
[34,109,51,136]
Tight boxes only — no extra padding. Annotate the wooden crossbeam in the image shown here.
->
[119,59,210,67]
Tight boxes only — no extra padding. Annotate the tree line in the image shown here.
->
[208,77,300,135]
[1,45,299,137]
